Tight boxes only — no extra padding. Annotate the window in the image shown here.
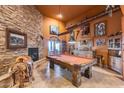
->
[48,36,61,55]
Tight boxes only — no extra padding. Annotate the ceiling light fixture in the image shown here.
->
[57,5,63,19]
[58,13,63,19]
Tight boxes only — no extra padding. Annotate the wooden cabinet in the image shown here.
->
[109,56,122,74]
[108,35,122,74]
[108,35,122,50]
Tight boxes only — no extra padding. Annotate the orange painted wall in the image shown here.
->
[92,11,122,66]
[42,16,66,56]
[120,5,124,78]
[43,16,66,39]
[121,6,124,15]
[65,10,122,66]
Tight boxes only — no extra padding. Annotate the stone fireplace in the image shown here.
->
[0,5,44,77]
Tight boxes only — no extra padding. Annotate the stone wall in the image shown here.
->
[0,5,44,76]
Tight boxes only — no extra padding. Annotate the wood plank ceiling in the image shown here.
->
[35,5,105,23]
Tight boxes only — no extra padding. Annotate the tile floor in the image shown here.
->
[27,61,124,88]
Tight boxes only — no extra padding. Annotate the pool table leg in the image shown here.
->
[72,65,81,87]
[49,60,54,69]
[84,67,92,78]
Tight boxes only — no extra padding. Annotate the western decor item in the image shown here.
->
[96,38,106,46]
[68,30,76,44]
[50,25,59,35]
[82,23,90,36]
[6,28,27,49]
[94,21,106,36]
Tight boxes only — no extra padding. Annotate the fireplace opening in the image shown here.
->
[28,48,39,61]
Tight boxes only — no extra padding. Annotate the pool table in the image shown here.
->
[46,55,97,87]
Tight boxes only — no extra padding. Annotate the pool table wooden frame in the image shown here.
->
[46,55,97,87]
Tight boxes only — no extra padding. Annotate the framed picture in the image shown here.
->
[49,25,59,35]
[94,21,106,36]
[96,38,106,46]
[82,23,90,36]
[69,30,75,41]
[70,30,75,37]
[6,28,27,49]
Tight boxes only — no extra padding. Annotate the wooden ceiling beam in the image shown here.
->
[58,6,120,36]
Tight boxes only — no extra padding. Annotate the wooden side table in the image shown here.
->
[96,55,103,67]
